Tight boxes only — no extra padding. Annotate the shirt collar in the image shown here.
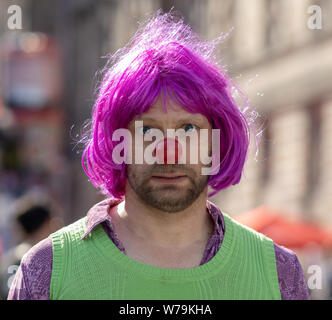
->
[80,197,123,240]
[80,198,225,240]
[207,199,225,236]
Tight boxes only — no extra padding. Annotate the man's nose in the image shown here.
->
[153,137,183,164]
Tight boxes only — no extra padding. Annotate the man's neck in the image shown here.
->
[111,187,214,250]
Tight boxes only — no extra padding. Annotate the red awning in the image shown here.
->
[234,206,332,250]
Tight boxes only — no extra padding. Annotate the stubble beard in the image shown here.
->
[126,165,209,213]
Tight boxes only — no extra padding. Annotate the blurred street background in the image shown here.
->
[0,0,332,299]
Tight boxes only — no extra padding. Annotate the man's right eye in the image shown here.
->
[141,126,152,135]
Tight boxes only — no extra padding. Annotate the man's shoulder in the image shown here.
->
[20,237,53,270]
[50,216,88,241]
[225,213,275,244]
[226,215,310,299]
[227,214,302,265]
[273,242,304,276]
[273,242,298,263]
[7,238,54,300]
[272,242,303,280]
[52,216,87,233]
[226,214,305,272]
[21,215,86,269]
[273,242,310,299]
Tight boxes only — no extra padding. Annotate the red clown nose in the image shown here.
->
[154,138,182,164]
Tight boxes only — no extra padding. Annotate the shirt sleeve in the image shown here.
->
[7,237,53,300]
[274,243,310,300]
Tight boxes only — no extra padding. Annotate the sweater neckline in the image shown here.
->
[92,210,236,281]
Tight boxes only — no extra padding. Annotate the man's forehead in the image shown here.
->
[141,98,183,116]
[132,99,209,124]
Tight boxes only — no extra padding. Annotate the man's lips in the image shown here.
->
[152,174,186,178]
[151,174,187,183]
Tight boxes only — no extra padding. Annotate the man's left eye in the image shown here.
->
[184,124,197,132]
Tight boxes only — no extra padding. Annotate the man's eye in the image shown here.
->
[184,124,197,132]
[141,126,152,135]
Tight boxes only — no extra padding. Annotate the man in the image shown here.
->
[8,12,309,300]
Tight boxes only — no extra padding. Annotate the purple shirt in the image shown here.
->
[7,198,310,300]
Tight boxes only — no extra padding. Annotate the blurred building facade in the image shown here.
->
[205,0,332,227]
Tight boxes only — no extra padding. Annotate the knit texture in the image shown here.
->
[49,212,281,300]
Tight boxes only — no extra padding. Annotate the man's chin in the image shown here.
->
[144,198,194,213]
[147,187,188,199]
[140,188,197,212]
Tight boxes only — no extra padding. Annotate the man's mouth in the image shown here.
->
[151,174,187,183]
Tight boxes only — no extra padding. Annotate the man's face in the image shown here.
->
[126,98,212,213]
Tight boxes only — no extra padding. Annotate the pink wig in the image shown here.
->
[81,11,260,199]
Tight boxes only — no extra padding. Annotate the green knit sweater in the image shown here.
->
[49,212,281,300]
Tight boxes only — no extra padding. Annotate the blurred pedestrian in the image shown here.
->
[0,192,60,299]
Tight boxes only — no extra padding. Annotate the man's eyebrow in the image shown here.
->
[135,117,160,124]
